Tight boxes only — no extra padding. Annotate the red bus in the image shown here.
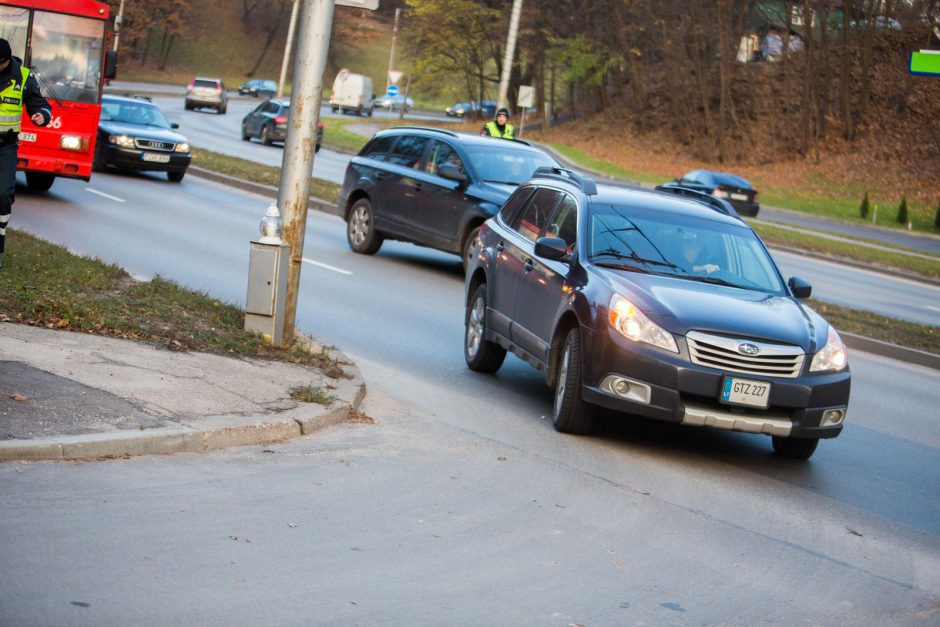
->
[0,0,116,191]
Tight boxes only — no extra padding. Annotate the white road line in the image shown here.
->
[926,305,940,313]
[85,188,126,203]
[302,257,352,275]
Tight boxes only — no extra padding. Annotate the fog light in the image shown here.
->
[599,375,651,404]
[821,408,846,427]
[613,379,631,395]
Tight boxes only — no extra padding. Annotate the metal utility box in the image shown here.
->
[245,241,290,345]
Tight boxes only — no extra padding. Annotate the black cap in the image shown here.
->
[0,39,11,62]
[496,108,510,117]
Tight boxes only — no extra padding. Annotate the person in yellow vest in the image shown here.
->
[480,107,514,139]
[0,38,51,270]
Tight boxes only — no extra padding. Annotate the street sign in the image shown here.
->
[336,0,379,9]
[517,85,534,108]
[386,85,400,97]
[388,70,403,85]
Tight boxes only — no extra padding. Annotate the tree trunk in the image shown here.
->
[841,1,854,140]
[159,36,175,71]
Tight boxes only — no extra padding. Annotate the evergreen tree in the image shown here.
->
[859,192,870,219]
[897,196,909,225]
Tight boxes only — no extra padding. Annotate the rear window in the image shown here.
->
[194,79,220,88]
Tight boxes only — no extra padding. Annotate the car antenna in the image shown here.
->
[28,66,63,107]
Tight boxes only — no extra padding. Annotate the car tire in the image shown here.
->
[218,103,226,114]
[261,125,273,146]
[464,284,507,373]
[461,225,480,272]
[553,328,594,435]
[25,172,55,192]
[167,169,186,183]
[346,198,383,255]
[241,122,250,141]
[184,101,192,111]
[771,436,819,460]
[92,138,107,172]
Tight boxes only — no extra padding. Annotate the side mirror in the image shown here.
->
[438,163,467,183]
[788,276,812,299]
[535,236,571,262]
[171,122,179,129]
[103,50,118,80]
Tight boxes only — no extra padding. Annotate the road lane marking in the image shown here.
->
[926,305,940,313]
[85,188,126,203]
[302,257,352,275]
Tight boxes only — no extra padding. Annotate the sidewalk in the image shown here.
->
[0,323,366,462]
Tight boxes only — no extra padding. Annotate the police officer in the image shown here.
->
[0,38,51,270]
[480,107,514,139]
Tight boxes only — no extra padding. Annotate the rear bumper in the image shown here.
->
[17,154,91,181]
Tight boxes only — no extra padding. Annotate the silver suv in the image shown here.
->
[185,77,228,114]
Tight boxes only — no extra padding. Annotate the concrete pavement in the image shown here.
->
[0,322,365,462]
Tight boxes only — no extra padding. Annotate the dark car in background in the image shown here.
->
[339,127,558,267]
[659,170,760,216]
[241,98,323,151]
[94,95,191,182]
[238,79,277,98]
[464,167,850,460]
[445,100,497,118]
[185,77,228,114]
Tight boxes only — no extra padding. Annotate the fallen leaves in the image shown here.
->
[10,393,27,401]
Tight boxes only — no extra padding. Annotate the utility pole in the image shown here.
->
[277,0,300,98]
[496,0,523,110]
[276,0,335,347]
[386,7,401,91]
[112,0,125,52]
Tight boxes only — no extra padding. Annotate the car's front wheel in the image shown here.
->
[346,198,383,254]
[553,328,594,435]
[464,284,506,373]
[92,138,107,172]
[167,169,186,183]
[241,122,250,141]
[25,172,55,192]
[771,436,819,460]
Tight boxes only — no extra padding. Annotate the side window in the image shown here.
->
[424,140,464,176]
[499,187,536,224]
[545,194,578,251]
[261,102,278,114]
[510,188,562,243]
[360,136,397,161]
[386,136,429,169]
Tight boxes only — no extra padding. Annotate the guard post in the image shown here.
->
[245,203,289,345]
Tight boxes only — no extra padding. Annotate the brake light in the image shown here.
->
[274,115,288,124]
[317,120,324,129]
[188,80,194,89]
[753,192,760,202]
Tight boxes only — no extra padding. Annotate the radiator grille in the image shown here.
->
[686,331,805,378]
[134,139,174,151]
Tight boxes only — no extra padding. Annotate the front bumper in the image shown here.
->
[102,145,191,173]
[581,326,850,439]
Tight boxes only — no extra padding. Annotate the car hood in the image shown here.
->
[472,181,517,204]
[603,271,823,350]
[99,121,187,143]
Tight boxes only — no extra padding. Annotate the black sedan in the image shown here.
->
[238,79,276,98]
[94,95,191,182]
[241,99,323,151]
[659,170,760,217]
[464,168,849,460]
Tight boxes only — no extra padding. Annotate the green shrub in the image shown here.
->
[859,192,870,219]
[896,196,909,225]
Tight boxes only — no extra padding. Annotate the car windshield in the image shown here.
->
[464,146,557,185]
[587,204,786,293]
[100,100,171,129]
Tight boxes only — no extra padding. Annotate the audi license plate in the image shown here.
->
[730,192,749,201]
[17,132,36,142]
[142,152,170,163]
[720,377,771,408]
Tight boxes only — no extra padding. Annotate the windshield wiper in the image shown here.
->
[593,260,651,274]
[28,67,63,107]
[591,248,679,269]
[680,274,739,287]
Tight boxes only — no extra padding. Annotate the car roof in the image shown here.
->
[372,126,544,152]
[194,77,223,82]
[102,94,156,106]
[708,171,752,188]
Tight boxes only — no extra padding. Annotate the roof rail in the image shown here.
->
[380,126,459,138]
[654,184,738,217]
[530,166,597,195]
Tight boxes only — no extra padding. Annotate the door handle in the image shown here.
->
[523,259,534,273]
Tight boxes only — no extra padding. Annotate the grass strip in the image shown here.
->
[808,299,940,355]
[0,231,338,368]
[751,222,940,280]
[545,143,664,186]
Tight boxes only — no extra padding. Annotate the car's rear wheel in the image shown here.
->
[261,125,273,146]
[553,328,594,435]
[167,169,186,183]
[461,226,480,272]
[346,198,383,254]
[241,122,250,141]
[464,284,506,373]
[218,102,227,114]
[771,436,819,460]
[25,172,55,192]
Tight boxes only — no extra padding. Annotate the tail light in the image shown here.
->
[274,115,288,124]
[753,192,760,203]
[187,80,194,90]
[317,120,324,129]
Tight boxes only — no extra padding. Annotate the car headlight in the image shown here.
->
[109,134,135,148]
[60,134,83,151]
[174,142,190,153]
[608,294,678,353]
[810,326,848,372]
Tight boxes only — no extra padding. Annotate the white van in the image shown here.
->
[329,70,374,117]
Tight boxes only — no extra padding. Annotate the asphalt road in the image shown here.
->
[4,170,939,624]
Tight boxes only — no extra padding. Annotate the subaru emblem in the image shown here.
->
[737,342,760,356]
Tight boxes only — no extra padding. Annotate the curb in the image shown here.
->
[842,332,940,371]
[189,166,342,218]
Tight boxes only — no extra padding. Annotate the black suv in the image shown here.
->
[464,167,850,460]
[339,127,558,267]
